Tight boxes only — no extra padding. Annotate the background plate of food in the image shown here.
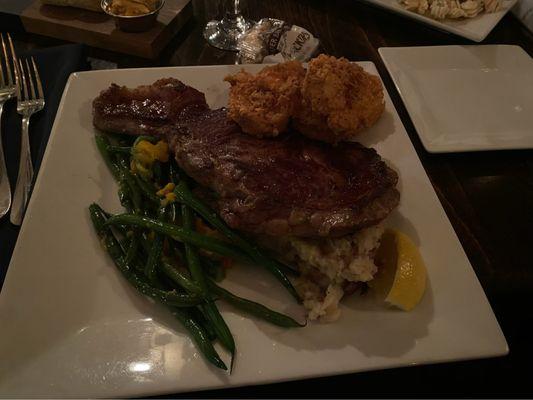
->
[0,59,507,397]
[358,0,517,42]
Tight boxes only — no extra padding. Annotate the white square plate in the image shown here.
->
[380,45,533,153]
[0,63,508,398]
[359,0,516,42]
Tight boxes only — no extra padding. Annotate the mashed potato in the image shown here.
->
[263,224,384,322]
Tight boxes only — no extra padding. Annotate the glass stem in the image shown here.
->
[225,0,241,21]
[203,0,251,51]
[223,0,246,31]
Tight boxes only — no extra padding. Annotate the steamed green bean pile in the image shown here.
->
[90,134,303,371]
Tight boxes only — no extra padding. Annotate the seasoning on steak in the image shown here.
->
[93,78,400,238]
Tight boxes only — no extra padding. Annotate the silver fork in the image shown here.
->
[0,33,18,219]
[10,57,44,225]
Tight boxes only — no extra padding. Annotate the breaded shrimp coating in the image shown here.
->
[224,61,305,137]
[294,55,385,143]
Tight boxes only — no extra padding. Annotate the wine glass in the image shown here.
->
[203,0,253,51]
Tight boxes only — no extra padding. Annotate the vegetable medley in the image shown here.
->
[90,134,303,371]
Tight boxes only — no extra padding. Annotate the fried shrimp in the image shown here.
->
[224,61,306,137]
[294,55,385,143]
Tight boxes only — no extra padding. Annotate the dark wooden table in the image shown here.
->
[3,0,533,397]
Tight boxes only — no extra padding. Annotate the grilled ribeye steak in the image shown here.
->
[93,78,400,237]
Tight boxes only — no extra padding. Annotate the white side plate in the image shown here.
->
[0,63,508,398]
[380,45,533,153]
[358,0,516,42]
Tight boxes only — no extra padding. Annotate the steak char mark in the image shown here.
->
[93,78,400,238]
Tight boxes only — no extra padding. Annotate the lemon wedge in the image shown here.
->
[370,229,427,311]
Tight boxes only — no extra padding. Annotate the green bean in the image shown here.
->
[145,233,163,285]
[89,204,202,308]
[96,134,137,217]
[96,136,137,212]
[171,309,227,370]
[95,135,120,180]
[132,230,203,296]
[201,257,226,282]
[92,146,227,370]
[169,159,180,183]
[107,145,132,155]
[173,180,300,301]
[201,301,235,364]
[168,202,179,224]
[182,204,235,359]
[146,207,168,286]
[125,234,139,266]
[159,259,203,296]
[189,307,218,341]
[119,237,130,253]
[118,232,224,367]
[118,185,134,212]
[134,175,160,204]
[153,161,163,185]
[105,214,253,263]
[116,157,143,214]
[181,204,208,293]
[118,170,142,263]
[208,281,305,328]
